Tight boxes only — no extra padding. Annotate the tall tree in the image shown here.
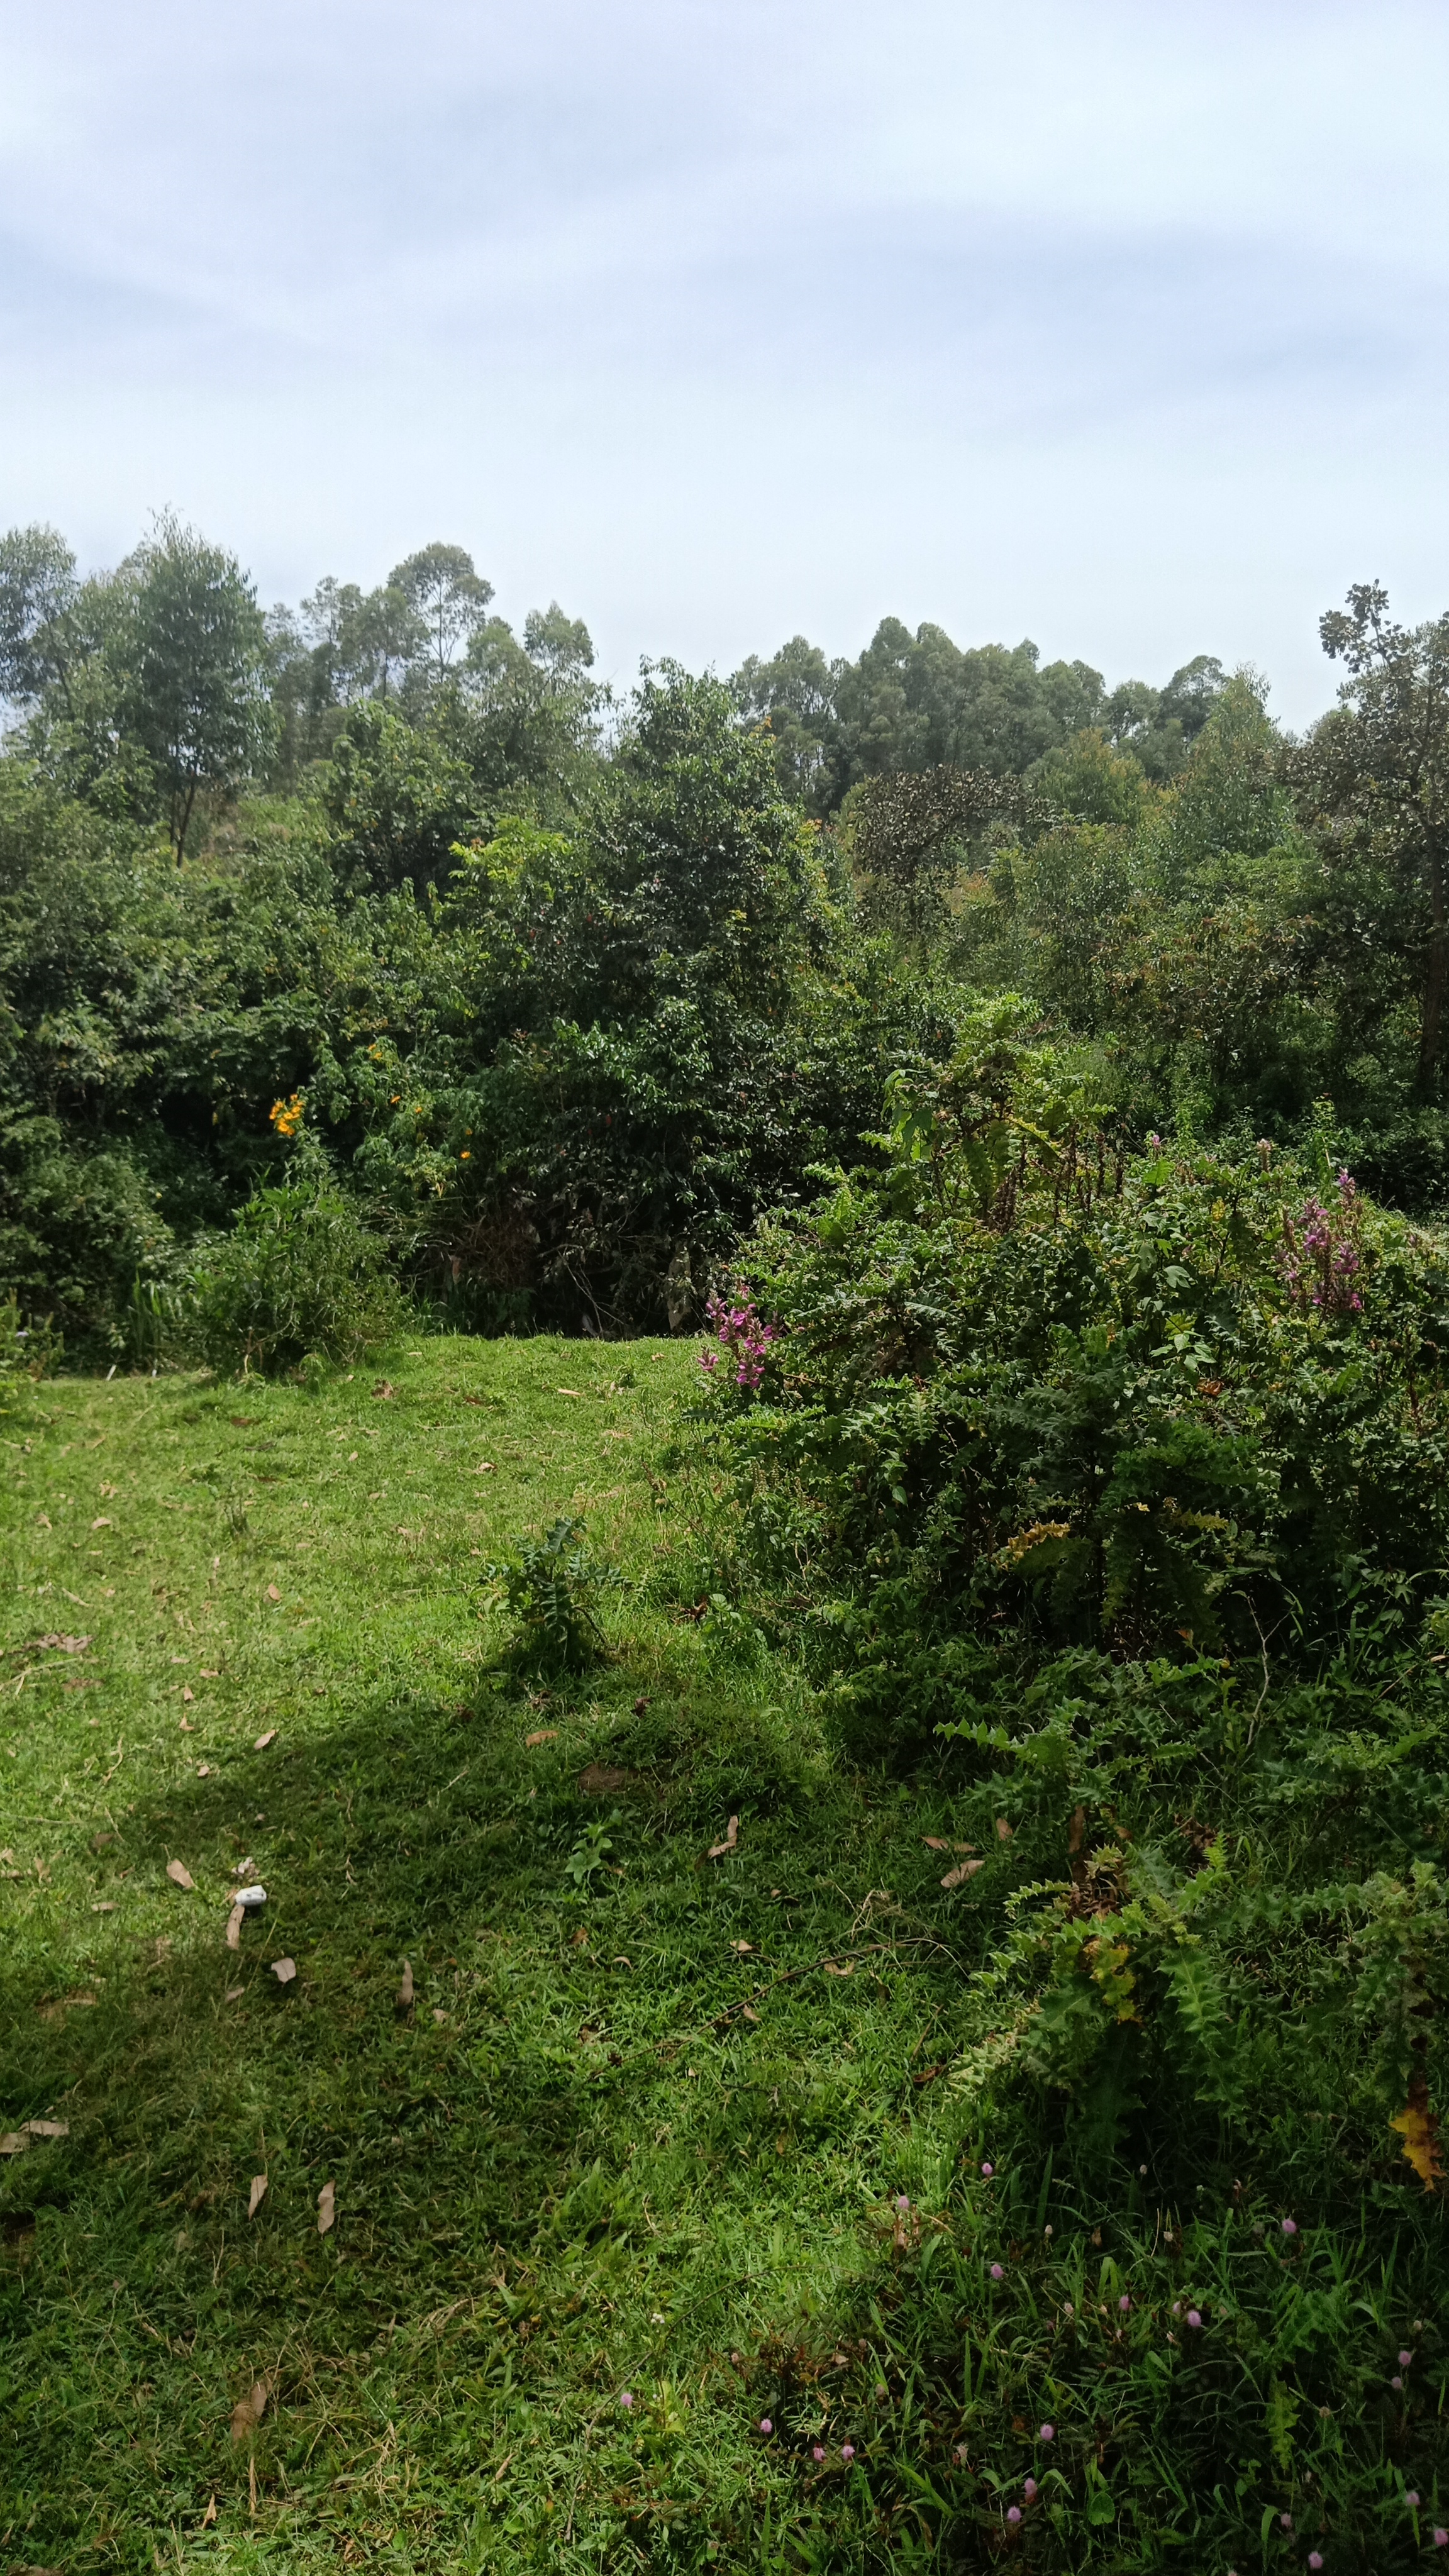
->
[1304,584,1449,1087]
[389,543,493,686]
[121,516,275,858]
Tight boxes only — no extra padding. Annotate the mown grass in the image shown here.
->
[1,1340,1445,2572]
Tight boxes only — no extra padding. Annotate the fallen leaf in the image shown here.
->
[731,1940,753,1953]
[525,1728,558,1748]
[91,1901,116,1914]
[254,1729,276,1751]
[270,1957,296,1985]
[708,1816,741,1859]
[90,1832,114,1852]
[91,1516,112,1531]
[912,2063,943,2087]
[166,1859,195,1892]
[372,1380,395,1400]
[25,2120,68,2139]
[200,1667,219,1678]
[569,1926,589,1947]
[201,2496,218,2528]
[741,2004,761,2024]
[432,2006,448,2023]
[247,2174,268,2218]
[397,1959,414,2012]
[1068,1804,1086,1856]
[923,1836,950,1852]
[34,1631,91,1653]
[317,2180,335,2235]
[197,1763,211,1778]
[230,1414,257,1427]
[179,1715,196,1733]
[0,2133,28,2155]
[823,1960,854,1977]
[555,1386,584,1397]
[941,1858,985,1889]
[181,1687,194,1704]
[633,1695,650,1714]
[475,1460,496,1474]
[225,1985,245,2002]
[994,1817,1014,1842]
[230,2379,269,2442]
[266,1585,281,1602]
[226,1903,245,1950]
[1391,2076,1445,2190]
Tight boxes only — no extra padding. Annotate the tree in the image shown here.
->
[1303,584,1449,1087]
[0,525,81,713]
[389,543,493,686]
[121,517,274,857]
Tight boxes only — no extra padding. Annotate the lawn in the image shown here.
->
[1,1341,1444,2573]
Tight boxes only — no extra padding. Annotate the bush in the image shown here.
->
[187,1182,399,1377]
[482,1516,619,1672]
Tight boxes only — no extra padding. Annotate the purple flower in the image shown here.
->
[895,2194,910,2212]
[620,2391,633,2409]
[758,2418,772,2435]
[1061,2301,1074,2318]
[1280,2514,1293,2533]
[1118,2294,1131,2313]
[980,2160,994,2177]
[874,2383,887,2399]
[1281,2217,1297,2237]
[1407,2492,1421,2509]
[1186,2309,1202,2329]
[1171,2301,1180,2316]
[1435,2533,1448,2551]
[841,2443,855,2462]
[1391,2375,1403,2391]
[1308,2555,1323,2570]
[1006,2506,1022,2526]
[1399,2348,1413,2368]
[812,2445,824,2463]
[1039,2423,1055,2442]
[990,2263,1005,2281]
[1023,2477,1038,2501]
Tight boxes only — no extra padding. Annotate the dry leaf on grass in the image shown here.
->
[740,2004,761,2024]
[994,1817,1014,1842]
[225,1903,245,1951]
[181,1686,194,1704]
[579,1761,629,1795]
[475,1461,496,1474]
[247,2174,268,2218]
[822,1960,854,1977]
[270,1957,296,1985]
[225,1985,245,2002]
[197,1763,211,1778]
[0,2119,70,2155]
[372,1380,395,1401]
[397,1960,414,2012]
[432,2006,448,2023]
[91,1901,116,1914]
[179,1716,196,1733]
[941,1857,985,1889]
[30,1632,91,1654]
[1391,2076,1445,2190]
[923,1838,977,1855]
[254,1728,277,1751]
[266,1585,281,1603]
[230,2379,270,2442]
[731,1940,753,1954]
[317,2180,335,2235]
[708,1816,741,1859]
[201,2496,217,2529]
[166,1859,194,1892]
[525,1728,558,1748]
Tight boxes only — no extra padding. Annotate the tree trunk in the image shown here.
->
[1422,843,1449,1087]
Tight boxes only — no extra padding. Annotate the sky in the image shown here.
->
[1,0,1446,724]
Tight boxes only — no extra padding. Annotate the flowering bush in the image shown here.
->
[1277,1164,1365,1315]
[699,1287,778,1391]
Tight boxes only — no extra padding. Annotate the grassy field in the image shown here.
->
[3,1340,1445,2573]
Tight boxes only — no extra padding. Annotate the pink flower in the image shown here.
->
[1006,2506,1022,2525]
[811,2445,824,2463]
[1118,2294,1131,2313]
[990,2263,1005,2280]
[895,2194,910,2212]
[1280,2514,1292,2532]
[980,2160,994,2177]
[1281,2218,1297,2237]
[758,2418,772,2435]
[1407,2492,1421,2509]
[1391,2375,1403,2392]
[841,2443,855,2462]
[1399,2348,1414,2367]
[1039,2423,1055,2442]
[1186,2309,1202,2329]
[1023,2477,1037,2501]
[620,2391,633,2409]
[1435,2533,1448,2551]
[1308,2555,1323,2570]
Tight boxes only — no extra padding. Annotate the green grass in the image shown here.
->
[1,1340,1445,2572]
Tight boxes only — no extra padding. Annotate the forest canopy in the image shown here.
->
[1,518,1446,1367]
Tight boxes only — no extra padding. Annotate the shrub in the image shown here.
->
[187,1182,399,1377]
[482,1516,619,1672]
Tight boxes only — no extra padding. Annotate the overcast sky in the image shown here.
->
[1,0,1445,723]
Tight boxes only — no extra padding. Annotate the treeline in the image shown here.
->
[1,514,1446,1365]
